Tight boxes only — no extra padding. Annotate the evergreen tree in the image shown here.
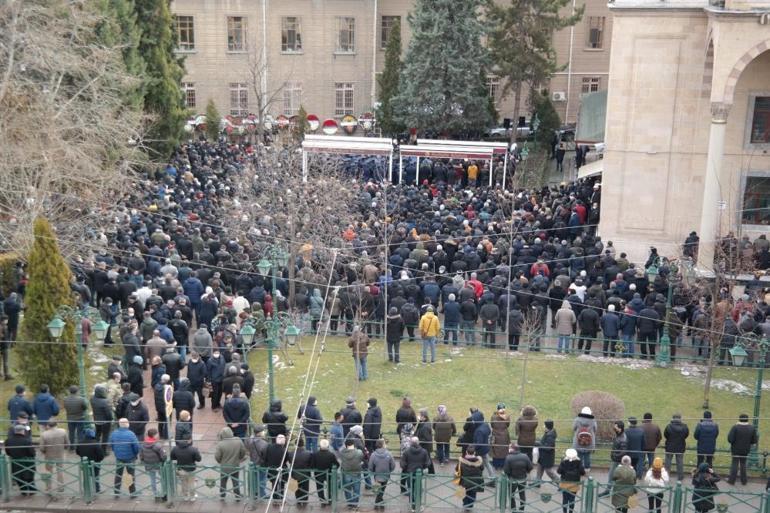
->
[294,105,309,142]
[205,99,221,142]
[487,0,582,142]
[96,0,145,110]
[134,0,186,158]
[392,0,492,136]
[376,18,404,137]
[18,219,78,395]
[531,90,561,146]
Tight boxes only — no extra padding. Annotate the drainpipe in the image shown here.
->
[564,0,577,122]
[371,0,378,108]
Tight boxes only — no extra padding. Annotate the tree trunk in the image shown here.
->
[509,81,523,145]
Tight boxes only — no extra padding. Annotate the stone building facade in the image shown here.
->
[170,0,612,126]
[598,0,770,266]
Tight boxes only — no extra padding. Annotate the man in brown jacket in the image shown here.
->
[41,421,69,493]
[433,405,456,464]
[641,412,662,471]
[348,326,370,381]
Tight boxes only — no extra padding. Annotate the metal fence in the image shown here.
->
[1,455,769,512]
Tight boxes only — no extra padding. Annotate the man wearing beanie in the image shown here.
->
[626,417,645,478]
[641,413,662,471]
[727,413,758,485]
[694,411,719,467]
[503,443,533,512]
[664,413,689,481]
[364,398,382,455]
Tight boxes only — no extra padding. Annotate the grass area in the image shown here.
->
[247,337,770,470]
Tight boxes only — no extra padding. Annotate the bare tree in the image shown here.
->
[224,148,358,305]
[0,0,144,258]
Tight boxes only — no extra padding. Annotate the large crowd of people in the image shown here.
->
[0,139,769,510]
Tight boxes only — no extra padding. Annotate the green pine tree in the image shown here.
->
[376,18,405,137]
[205,99,221,142]
[487,0,582,141]
[134,0,186,158]
[18,219,78,396]
[531,90,561,146]
[96,0,145,110]
[294,105,309,142]
[392,0,492,136]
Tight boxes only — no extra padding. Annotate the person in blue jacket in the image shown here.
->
[7,385,32,421]
[32,384,60,425]
[441,294,461,345]
[109,418,141,497]
[471,409,494,478]
[694,411,719,467]
[620,306,638,357]
[601,305,621,357]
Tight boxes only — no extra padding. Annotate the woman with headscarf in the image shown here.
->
[691,462,720,513]
[490,403,511,469]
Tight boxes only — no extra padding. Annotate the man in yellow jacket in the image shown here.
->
[467,163,479,187]
[418,306,441,364]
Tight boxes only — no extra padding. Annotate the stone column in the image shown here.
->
[697,102,731,270]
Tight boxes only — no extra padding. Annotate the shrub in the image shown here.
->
[570,390,625,443]
[0,253,20,296]
[17,218,77,395]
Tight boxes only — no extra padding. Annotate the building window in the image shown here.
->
[486,76,500,100]
[581,77,601,94]
[175,16,195,51]
[586,16,605,49]
[283,81,302,116]
[229,82,248,116]
[227,16,246,51]
[335,82,354,116]
[742,176,770,225]
[182,82,196,109]
[336,17,355,53]
[381,16,401,49]
[750,96,770,144]
[282,17,302,52]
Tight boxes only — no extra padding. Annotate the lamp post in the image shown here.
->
[47,306,109,425]
[256,246,300,407]
[656,276,675,367]
[729,337,769,469]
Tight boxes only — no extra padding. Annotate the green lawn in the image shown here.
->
[247,337,770,470]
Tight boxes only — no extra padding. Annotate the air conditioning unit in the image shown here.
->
[552,91,567,102]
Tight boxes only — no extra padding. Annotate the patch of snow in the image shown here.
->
[710,379,751,395]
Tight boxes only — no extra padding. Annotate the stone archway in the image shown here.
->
[723,39,770,105]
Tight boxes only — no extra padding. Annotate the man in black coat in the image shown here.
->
[6,424,36,495]
[363,397,382,454]
[664,413,689,481]
[90,385,114,454]
[503,444,533,512]
[223,385,250,439]
[172,378,196,420]
[162,346,184,389]
[727,413,759,485]
[240,364,255,399]
[637,307,661,359]
[310,439,337,505]
[186,351,207,409]
[340,397,363,438]
[265,434,288,499]
[77,428,106,493]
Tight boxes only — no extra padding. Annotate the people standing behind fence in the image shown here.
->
[76,429,105,493]
[694,411,719,467]
[572,406,597,472]
[558,448,586,513]
[664,413,689,482]
[727,413,758,486]
[110,418,140,497]
[214,426,247,501]
[40,420,68,494]
[643,457,669,513]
